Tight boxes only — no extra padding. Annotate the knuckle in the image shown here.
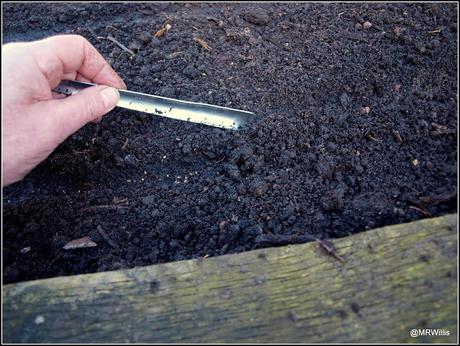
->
[49,34,89,52]
[68,34,87,45]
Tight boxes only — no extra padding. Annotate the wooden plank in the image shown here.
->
[3,214,457,343]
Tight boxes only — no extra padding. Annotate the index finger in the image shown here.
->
[30,34,126,89]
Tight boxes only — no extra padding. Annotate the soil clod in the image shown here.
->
[244,9,270,26]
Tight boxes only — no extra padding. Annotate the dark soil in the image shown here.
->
[2,3,457,284]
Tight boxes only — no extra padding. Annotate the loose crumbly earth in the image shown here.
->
[2,3,457,284]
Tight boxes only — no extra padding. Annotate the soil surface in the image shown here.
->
[3,3,457,284]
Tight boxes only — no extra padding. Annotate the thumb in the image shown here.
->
[42,86,119,142]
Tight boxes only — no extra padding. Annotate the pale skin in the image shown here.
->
[2,35,127,186]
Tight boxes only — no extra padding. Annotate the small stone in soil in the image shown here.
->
[363,21,372,29]
[124,154,136,166]
[244,9,270,25]
[361,106,371,114]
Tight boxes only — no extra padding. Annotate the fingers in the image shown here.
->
[38,85,120,144]
[30,35,126,89]
[52,92,67,99]
[56,72,91,100]
[52,74,90,99]
[62,72,92,83]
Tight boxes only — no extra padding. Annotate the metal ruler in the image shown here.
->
[53,80,255,130]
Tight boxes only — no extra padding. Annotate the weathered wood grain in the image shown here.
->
[3,214,457,343]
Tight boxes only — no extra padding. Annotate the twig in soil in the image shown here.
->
[431,122,456,136]
[105,25,118,33]
[155,27,167,38]
[193,26,204,33]
[112,197,129,205]
[80,205,129,212]
[20,247,31,254]
[409,205,432,217]
[368,134,382,142]
[88,28,102,41]
[155,21,172,38]
[97,225,120,251]
[45,253,63,270]
[392,129,403,143]
[73,149,91,155]
[116,50,133,63]
[214,155,226,163]
[130,135,145,146]
[207,16,224,27]
[166,51,185,59]
[193,37,212,51]
[106,35,135,56]
[206,16,220,24]
[417,191,457,206]
[315,239,345,262]
[427,28,442,34]
[122,138,129,150]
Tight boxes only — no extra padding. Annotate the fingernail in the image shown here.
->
[100,87,120,109]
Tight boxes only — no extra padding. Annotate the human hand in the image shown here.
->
[2,34,126,186]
